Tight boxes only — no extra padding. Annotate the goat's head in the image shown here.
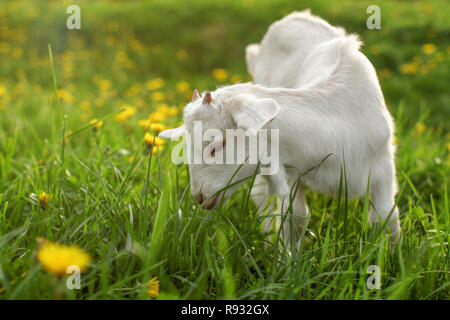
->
[159,87,280,210]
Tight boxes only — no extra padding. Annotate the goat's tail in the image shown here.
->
[245,43,260,78]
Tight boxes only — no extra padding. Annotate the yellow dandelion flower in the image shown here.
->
[114,105,136,123]
[414,122,426,138]
[175,81,190,93]
[36,239,91,276]
[379,68,392,79]
[144,133,164,147]
[151,91,165,102]
[12,47,23,59]
[176,49,188,61]
[231,74,242,83]
[64,129,73,142]
[393,136,398,145]
[399,62,418,75]
[38,192,53,209]
[57,89,74,104]
[150,123,166,133]
[138,119,151,129]
[0,84,5,97]
[148,111,166,123]
[146,78,164,91]
[370,45,380,55]
[144,133,165,154]
[116,51,128,63]
[80,101,91,111]
[157,104,178,116]
[97,79,111,91]
[212,68,228,82]
[421,43,436,55]
[435,53,444,62]
[90,119,103,131]
[147,277,160,298]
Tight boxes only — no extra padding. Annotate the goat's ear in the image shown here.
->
[158,125,185,139]
[230,98,280,132]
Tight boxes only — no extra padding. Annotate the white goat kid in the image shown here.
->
[159,25,401,247]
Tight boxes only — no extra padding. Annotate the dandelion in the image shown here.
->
[231,74,242,83]
[0,84,5,97]
[148,111,166,123]
[97,79,111,91]
[114,105,136,123]
[212,68,228,82]
[116,51,128,64]
[138,119,151,130]
[150,91,165,102]
[435,52,444,62]
[80,101,91,111]
[57,89,74,104]
[379,68,392,79]
[422,43,436,55]
[64,129,73,143]
[144,133,164,154]
[90,119,103,131]
[157,104,178,116]
[12,47,22,59]
[399,62,418,75]
[38,192,53,209]
[414,122,426,138]
[175,81,190,93]
[36,238,91,276]
[370,45,380,55]
[147,277,160,298]
[176,49,188,61]
[150,123,166,133]
[146,78,164,91]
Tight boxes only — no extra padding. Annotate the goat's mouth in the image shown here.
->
[201,193,221,210]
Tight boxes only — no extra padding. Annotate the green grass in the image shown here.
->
[0,0,448,299]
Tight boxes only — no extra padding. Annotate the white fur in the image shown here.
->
[160,11,401,244]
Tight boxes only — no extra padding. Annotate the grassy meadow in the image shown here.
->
[0,0,448,299]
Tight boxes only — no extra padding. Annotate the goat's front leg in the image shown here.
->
[278,181,309,248]
[253,166,310,247]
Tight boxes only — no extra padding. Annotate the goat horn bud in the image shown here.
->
[202,92,213,105]
[192,89,200,102]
